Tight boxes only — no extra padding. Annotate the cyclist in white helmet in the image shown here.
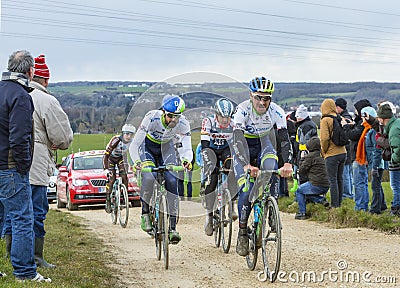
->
[103,124,136,213]
[201,98,238,236]
[232,76,293,257]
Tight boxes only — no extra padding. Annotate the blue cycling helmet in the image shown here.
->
[162,94,185,114]
[214,98,234,117]
[249,76,274,94]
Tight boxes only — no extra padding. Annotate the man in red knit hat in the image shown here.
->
[3,54,73,271]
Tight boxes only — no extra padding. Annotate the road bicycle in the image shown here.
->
[109,174,129,228]
[211,164,233,253]
[140,164,184,270]
[243,169,282,283]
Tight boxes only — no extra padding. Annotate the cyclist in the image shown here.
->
[201,98,238,236]
[129,94,192,244]
[103,124,136,213]
[233,76,293,256]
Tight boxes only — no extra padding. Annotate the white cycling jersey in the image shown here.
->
[233,100,287,138]
[200,115,234,150]
[129,110,192,163]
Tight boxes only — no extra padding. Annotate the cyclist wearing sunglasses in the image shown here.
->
[232,76,293,256]
[129,94,192,244]
[103,124,136,213]
[201,98,238,236]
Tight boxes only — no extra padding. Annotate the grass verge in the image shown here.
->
[0,209,118,287]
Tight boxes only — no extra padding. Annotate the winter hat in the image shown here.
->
[361,106,377,118]
[287,111,296,121]
[295,104,308,120]
[34,54,50,79]
[335,98,347,110]
[377,104,394,119]
[379,101,396,114]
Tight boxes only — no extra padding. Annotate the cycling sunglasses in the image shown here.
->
[252,94,271,102]
[166,113,181,119]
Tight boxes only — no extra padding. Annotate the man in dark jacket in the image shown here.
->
[0,50,51,282]
[335,98,354,200]
[295,136,330,220]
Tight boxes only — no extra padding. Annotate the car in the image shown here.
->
[47,169,59,203]
[56,150,140,210]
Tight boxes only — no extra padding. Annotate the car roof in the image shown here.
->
[72,150,105,158]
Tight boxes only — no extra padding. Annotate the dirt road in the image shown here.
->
[52,201,399,287]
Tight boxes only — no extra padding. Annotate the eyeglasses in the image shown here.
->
[166,113,181,119]
[252,94,271,102]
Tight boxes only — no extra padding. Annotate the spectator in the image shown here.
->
[286,111,299,193]
[295,136,330,220]
[376,104,400,216]
[335,98,354,200]
[0,50,51,282]
[295,104,317,185]
[343,99,372,211]
[362,107,387,214]
[320,99,347,208]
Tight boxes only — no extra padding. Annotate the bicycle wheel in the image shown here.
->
[110,190,118,225]
[246,202,259,270]
[221,189,232,253]
[261,197,282,282]
[154,199,162,261]
[160,194,169,269]
[213,195,221,248]
[118,184,129,228]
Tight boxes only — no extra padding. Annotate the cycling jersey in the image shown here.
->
[129,110,192,164]
[201,116,234,150]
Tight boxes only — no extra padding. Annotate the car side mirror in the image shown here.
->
[58,166,67,173]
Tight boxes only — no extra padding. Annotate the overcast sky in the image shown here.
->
[1,0,400,83]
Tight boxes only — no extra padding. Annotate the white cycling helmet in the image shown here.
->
[122,124,136,134]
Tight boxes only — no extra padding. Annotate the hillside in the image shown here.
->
[48,81,400,133]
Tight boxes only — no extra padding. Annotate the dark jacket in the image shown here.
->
[339,109,353,164]
[298,136,330,187]
[0,76,34,174]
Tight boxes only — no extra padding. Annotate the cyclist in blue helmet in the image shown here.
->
[232,76,293,256]
[129,94,192,244]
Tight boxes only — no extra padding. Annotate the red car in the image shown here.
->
[56,150,140,210]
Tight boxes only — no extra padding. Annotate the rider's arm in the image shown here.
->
[128,112,153,164]
[200,117,211,149]
[103,135,120,169]
[232,129,250,167]
[177,117,193,165]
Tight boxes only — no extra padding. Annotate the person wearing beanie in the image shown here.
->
[376,103,400,216]
[342,99,372,211]
[335,98,354,200]
[295,104,317,186]
[2,54,73,270]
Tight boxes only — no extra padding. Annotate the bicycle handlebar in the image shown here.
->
[243,169,280,193]
[141,165,185,173]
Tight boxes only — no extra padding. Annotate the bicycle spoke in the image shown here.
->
[118,184,129,228]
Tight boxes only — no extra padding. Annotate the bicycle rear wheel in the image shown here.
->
[118,184,129,228]
[221,189,232,253]
[246,202,259,270]
[261,197,282,282]
[111,191,118,225]
[160,195,169,269]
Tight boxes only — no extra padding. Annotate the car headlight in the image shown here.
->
[72,179,89,186]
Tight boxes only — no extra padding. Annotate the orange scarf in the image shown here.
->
[355,122,372,165]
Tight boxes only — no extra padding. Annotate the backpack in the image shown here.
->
[323,115,349,146]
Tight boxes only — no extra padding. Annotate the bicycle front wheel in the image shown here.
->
[118,184,129,228]
[111,191,118,225]
[261,197,282,282]
[221,189,232,253]
[246,202,259,270]
[159,195,169,269]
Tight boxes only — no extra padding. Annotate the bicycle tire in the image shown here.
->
[111,190,118,225]
[261,197,282,282]
[118,184,129,228]
[246,202,259,270]
[154,203,161,261]
[213,198,221,248]
[221,189,232,253]
[160,195,169,269]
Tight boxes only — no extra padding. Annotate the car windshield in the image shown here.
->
[73,155,103,170]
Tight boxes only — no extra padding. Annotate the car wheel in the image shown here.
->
[131,200,141,207]
[67,187,78,211]
[56,191,66,208]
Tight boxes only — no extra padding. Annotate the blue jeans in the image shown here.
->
[325,154,346,208]
[342,163,354,200]
[389,170,400,209]
[295,182,329,214]
[0,168,36,279]
[370,169,387,213]
[353,162,369,211]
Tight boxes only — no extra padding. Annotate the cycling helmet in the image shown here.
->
[122,124,136,134]
[249,76,274,94]
[162,94,185,114]
[214,98,234,117]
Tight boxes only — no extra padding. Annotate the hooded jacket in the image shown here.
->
[319,99,347,159]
